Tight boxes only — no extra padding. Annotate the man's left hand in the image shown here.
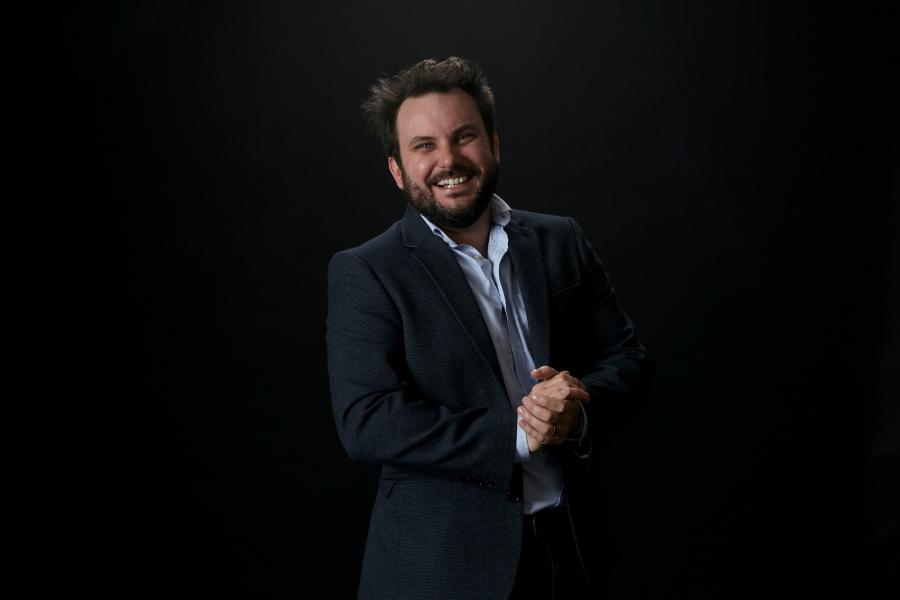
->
[517,365,590,446]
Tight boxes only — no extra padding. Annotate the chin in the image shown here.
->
[442,191,476,205]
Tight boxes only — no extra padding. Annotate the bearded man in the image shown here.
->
[326,56,655,600]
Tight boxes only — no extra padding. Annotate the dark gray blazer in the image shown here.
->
[326,202,655,600]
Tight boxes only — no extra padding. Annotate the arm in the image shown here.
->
[565,216,656,449]
[326,250,516,488]
[524,219,655,470]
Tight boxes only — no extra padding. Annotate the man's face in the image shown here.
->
[388,88,500,231]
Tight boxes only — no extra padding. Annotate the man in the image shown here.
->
[326,56,655,599]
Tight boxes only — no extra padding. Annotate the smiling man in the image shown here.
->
[387,86,500,251]
[326,56,655,599]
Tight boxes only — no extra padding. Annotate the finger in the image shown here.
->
[519,418,546,445]
[566,387,591,403]
[530,365,559,381]
[545,375,590,403]
[550,369,585,390]
[529,383,587,410]
[517,408,540,439]
[527,389,570,414]
[525,390,563,414]
[560,372,587,391]
[521,396,553,422]
[520,414,550,445]
[518,407,552,443]
[518,404,547,428]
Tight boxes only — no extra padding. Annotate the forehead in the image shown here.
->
[394,88,485,141]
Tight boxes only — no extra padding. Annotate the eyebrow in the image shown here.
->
[408,123,480,147]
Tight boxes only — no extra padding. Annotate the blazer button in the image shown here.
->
[507,490,521,503]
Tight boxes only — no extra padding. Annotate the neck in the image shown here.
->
[441,205,493,257]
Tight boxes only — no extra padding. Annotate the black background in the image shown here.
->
[35,1,897,598]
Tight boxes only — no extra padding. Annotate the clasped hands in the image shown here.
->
[517,365,590,454]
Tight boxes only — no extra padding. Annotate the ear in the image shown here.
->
[387,155,404,190]
[491,130,500,164]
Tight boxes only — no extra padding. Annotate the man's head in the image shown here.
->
[361,57,500,231]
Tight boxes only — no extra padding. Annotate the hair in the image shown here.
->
[360,56,496,163]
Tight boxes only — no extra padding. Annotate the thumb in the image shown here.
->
[530,365,559,381]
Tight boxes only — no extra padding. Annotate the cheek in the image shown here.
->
[467,146,495,167]
[414,163,431,180]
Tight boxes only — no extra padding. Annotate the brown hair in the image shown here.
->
[361,56,496,163]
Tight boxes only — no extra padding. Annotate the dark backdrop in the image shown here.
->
[35,1,897,598]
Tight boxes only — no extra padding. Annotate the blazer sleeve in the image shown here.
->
[325,250,517,488]
[549,217,656,469]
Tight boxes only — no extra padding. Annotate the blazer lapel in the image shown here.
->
[400,204,506,394]
[505,216,550,372]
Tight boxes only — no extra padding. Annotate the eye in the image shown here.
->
[415,142,435,150]
[457,132,474,142]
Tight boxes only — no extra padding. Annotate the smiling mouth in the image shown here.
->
[432,174,473,190]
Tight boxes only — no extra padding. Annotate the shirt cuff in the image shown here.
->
[565,400,592,458]
[515,417,532,463]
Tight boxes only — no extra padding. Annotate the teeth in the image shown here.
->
[436,175,471,188]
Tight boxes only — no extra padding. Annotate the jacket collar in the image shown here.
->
[399,197,550,398]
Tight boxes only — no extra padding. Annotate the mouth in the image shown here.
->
[432,174,473,191]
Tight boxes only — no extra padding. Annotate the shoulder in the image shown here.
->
[508,207,584,243]
[508,207,604,278]
[328,219,405,272]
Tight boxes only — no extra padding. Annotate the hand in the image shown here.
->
[517,365,590,452]
[524,425,550,453]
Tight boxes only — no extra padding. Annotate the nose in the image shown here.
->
[435,140,461,169]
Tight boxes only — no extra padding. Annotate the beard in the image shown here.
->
[400,157,500,231]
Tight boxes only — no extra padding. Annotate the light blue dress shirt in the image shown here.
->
[418,193,591,514]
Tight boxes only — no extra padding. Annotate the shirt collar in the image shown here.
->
[418,194,511,246]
